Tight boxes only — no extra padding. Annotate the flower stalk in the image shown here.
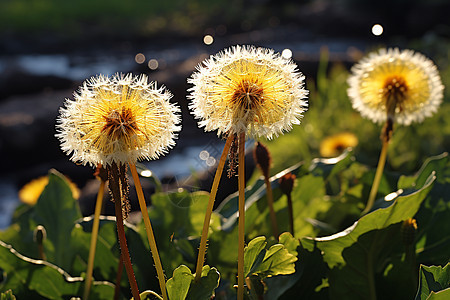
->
[83,177,106,300]
[195,134,234,281]
[108,163,140,300]
[254,142,278,238]
[130,163,167,300]
[237,132,246,300]
[279,173,296,236]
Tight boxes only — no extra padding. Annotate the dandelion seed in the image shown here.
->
[188,45,309,139]
[347,48,443,125]
[56,73,181,167]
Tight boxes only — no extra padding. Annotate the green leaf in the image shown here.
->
[425,289,450,300]
[186,265,220,300]
[0,170,82,270]
[148,190,220,275]
[278,232,299,257]
[216,153,350,238]
[167,265,193,300]
[0,290,16,300]
[300,169,435,299]
[416,263,450,300]
[243,237,267,277]
[0,240,114,299]
[244,236,297,279]
[302,172,435,268]
[166,265,220,300]
[33,170,82,270]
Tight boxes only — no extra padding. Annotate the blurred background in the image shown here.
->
[0,0,449,227]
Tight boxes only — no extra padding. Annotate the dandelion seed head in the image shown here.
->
[188,45,309,139]
[56,73,181,167]
[347,48,444,125]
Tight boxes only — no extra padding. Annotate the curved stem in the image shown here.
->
[114,186,140,300]
[83,179,106,300]
[363,138,389,215]
[237,132,246,300]
[195,135,234,281]
[264,176,279,238]
[130,163,167,300]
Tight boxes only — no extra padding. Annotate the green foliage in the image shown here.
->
[416,263,450,300]
[244,233,298,278]
[166,265,219,300]
[0,290,15,300]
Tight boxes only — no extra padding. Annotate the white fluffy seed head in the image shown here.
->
[347,48,444,125]
[188,45,309,139]
[56,73,181,167]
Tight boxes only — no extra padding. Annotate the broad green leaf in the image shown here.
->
[167,265,193,300]
[426,289,450,299]
[186,265,220,300]
[148,190,220,275]
[278,232,299,257]
[244,236,297,278]
[266,245,328,300]
[72,217,121,283]
[399,153,450,266]
[416,263,450,300]
[166,265,220,300]
[34,170,82,270]
[0,240,114,299]
[244,237,267,277]
[216,152,350,236]
[0,170,82,268]
[302,172,435,268]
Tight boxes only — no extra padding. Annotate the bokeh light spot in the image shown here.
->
[203,35,214,45]
[148,59,159,70]
[282,48,292,59]
[135,53,145,64]
[372,24,383,36]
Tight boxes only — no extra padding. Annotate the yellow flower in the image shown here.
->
[319,132,358,157]
[188,45,308,139]
[347,48,444,125]
[56,73,181,167]
[19,175,80,205]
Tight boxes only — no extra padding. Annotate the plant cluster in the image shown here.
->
[0,45,449,300]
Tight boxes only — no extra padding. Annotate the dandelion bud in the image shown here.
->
[33,225,47,244]
[279,173,296,195]
[401,218,417,246]
[253,142,271,177]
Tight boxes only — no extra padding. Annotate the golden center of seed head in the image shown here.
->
[382,75,408,103]
[102,107,139,141]
[231,79,264,111]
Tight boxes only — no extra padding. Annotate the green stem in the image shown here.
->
[83,179,106,300]
[130,163,167,300]
[264,176,279,238]
[195,134,234,281]
[363,138,389,215]
[237,132,246,300]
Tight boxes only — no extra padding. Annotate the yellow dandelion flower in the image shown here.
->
[56,73,181,167]
[347,48,444,125]
[188,45,309,139]
[319,132,358,157]
[19,175,80,205]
